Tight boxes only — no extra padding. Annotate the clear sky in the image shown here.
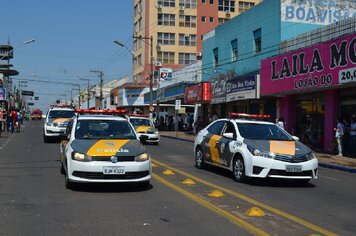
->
[1,0,134,112]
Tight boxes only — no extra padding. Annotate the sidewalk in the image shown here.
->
[160,131,356,173]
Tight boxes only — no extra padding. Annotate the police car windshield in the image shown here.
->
[130,118,151,127]
[237,123,293,141]
[75,120,136,139]
[48,110,75,119]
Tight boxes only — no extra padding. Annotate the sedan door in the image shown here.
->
[201,121,226,165]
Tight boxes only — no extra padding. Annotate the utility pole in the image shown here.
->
[90,70,104,109]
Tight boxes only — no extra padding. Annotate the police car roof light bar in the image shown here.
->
[75,109,127,115]
[50,104,73,108]
[128,113,149,118]
[228,112,271,120]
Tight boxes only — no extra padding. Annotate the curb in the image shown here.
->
[318,162,356,173]
[161,135,356,174]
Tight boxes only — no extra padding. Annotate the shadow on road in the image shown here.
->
[67,182,153,193]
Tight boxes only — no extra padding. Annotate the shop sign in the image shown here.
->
[159,68,173,81]
[0,88,6,100]
[184,82,211,104]
[261,33,356,95]
[281,0,356,25]
[226,76,256,102]
[210,73,233,104]
[123,88,148,106]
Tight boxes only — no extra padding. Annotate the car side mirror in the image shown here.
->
[292,136,299,141]
[223,132,234,139]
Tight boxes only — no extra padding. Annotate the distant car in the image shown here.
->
[128,114,159,144]
[60,109,151,189]
[194,113,318,184]
[31,111,42,120]
[43,105,75,142]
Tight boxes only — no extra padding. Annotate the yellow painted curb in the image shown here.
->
[208,190,224,198]
[163,169,175,175]
[151,163,158,168]
[245,207,266,217]
[182,178,196,185]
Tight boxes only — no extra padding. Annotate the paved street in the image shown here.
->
[1,121,355,235]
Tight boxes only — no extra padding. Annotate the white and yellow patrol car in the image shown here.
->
[128,114,160,144]
[43,105,75,142]
[60,109,151,189]
[194,113,318,184]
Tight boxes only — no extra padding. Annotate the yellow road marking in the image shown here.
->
[153,173,269,236]
[208,190,225,198]
[245,207,266,217]
[182,179,196,185]
[163,169,175,175]
[153,159,338,236]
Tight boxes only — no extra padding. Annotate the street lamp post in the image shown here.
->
[0,39,35,61]
[114,36,154,119]
[78,75,90,109]
[72,83,81,108]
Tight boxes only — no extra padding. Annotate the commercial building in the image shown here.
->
[261,18,356,153]
[132,0,261,83]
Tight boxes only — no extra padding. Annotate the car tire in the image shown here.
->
[233,156,246,183]
[65,163,74,189]
[195,147,205,169]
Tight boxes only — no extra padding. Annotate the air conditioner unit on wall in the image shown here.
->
[180,6,185,11]
[158,4,163,9]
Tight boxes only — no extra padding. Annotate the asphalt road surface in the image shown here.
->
[0,120,355,236]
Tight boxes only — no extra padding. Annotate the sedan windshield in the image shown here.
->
[129,118,151,127]
[48,110,75,119]
[75,119,137,139]
[237,123,293,141]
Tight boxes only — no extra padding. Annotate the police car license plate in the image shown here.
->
[103,166,125,175]
[286,165,302,172]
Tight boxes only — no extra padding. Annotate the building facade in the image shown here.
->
[133,0,261,83]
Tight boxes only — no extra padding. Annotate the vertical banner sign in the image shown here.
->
[0,88,6,100]
[260,33,356,95]
[281,0,356,25]
[175,99,181,110]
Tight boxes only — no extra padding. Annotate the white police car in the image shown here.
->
[194,113,318,184]
[43,105,75,142]
[128,114,160,144]
[60,109,151,189]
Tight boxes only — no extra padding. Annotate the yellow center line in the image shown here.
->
[153,159,338,236]
[153,173,269,236]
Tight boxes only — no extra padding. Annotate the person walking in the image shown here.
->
[276,117,285,130]
[6,111,13,133]
[0,109,3,137]
[334,118,344,156]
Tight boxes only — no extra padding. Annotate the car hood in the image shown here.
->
[71,139,145,157]
[136,126,154,133]
[243,139,311,156]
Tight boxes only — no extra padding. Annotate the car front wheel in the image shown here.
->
[195,147,205,169]
[233,156,246,182]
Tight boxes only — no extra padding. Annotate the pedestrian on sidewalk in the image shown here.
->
[0,109,3,137]
[276,117,285,130]
[334,118,344,156]
[6,110,13,133]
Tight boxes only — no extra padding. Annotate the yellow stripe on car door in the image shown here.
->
[208,135,222,164]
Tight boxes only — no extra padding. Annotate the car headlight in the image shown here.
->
[71,152,92,162]
[247,146,275,159]
[135,153,150,162]
[154,131,159,134]
[306,152,316,160]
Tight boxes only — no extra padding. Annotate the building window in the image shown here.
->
[157,51,175,64]
[179,15,197,27]
[218,18,229,25]
[202,0,206,3]
[231,39,238,61]
[218,0,235,12]
[179,0,197,8]
[213,48,218,67]
[201,16,206,22]
[253,28,261,53]
[134,54,143,70]
[209,17,214,22]
[179,34,196,46]
[210,0,214,4]
[158,13,176,26]
[179,53,197,64]
[238,1,255,14]
[158,0,175,7]
[157,32,175,45]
